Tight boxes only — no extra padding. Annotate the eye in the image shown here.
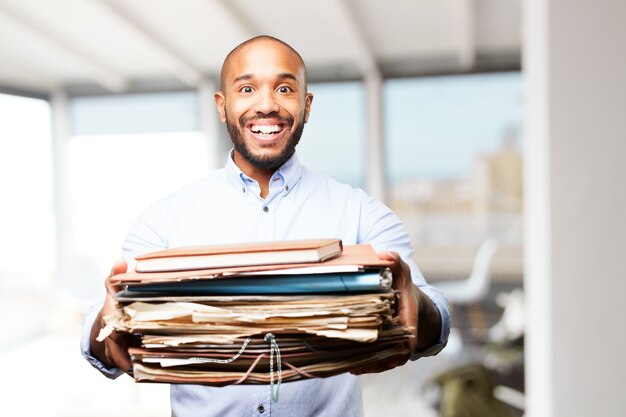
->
[239,86,253,93]
[277,86,293,93]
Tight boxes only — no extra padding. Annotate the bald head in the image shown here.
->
[219,36,308,92]
[213,35,314,176]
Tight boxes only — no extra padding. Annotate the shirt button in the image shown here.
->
[241,187,246,193]
[263,206,269,213]
[285,185,289,191]
[258,404,265,413]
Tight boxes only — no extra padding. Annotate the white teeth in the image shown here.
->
[251,125,281,134]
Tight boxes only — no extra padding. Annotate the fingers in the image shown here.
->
[397,285,419,355]
[376,251,419,355]
[92,259,132,370]
[350,355,409,375]
[376,251,409,287]
[105,332,132,371]
[110,257,128,276]
[376,250,400,263]
[105,258,128,295]
[103,258,128,317]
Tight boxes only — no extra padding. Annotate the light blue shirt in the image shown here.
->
[81,151,451,417]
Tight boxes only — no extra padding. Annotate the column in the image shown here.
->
[523,1,626,416]
[365,71,386,202]
[50,89,73,283]
[197,77,226,171]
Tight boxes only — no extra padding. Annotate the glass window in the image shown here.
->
[70,91,198,135]
[67,132,210,283]
[0,93,54,289]
[298,82,365,189]
[384,72,523,279]
[0,93,53,346]
[66,91,209,286]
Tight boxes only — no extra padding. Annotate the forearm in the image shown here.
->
[397,279,441,352]
[414,285,442,350]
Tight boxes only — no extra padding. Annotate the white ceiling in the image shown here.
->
[0,0,521,96]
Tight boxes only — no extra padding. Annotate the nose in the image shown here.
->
[253,88,280,115]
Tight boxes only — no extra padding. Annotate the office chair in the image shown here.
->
[435,238,499,305]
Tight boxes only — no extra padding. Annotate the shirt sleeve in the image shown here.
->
[357,193,451,358]
[80,303,124,379]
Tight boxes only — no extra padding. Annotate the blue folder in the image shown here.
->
[125,269,391,295]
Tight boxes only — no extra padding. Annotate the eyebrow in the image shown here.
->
[232,72,299,84]
[233,74,253,84]
[277,72,298,82]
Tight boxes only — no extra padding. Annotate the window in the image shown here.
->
[298,82,366,188]
[384,72,523,278]
[0,93,53,345]
[67,92,210,291]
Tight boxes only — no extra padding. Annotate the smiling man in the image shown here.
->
[82,36,450,417]
[217,37,312,197]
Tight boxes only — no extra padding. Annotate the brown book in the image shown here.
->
[116,244,391,285]
[134,239,343,273]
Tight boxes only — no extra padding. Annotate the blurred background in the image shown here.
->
[0,1,623,416]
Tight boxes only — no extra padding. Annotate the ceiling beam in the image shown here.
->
[332,0,380,78]
[212,0,259,38]
[458,0,476,69]
[0,4,127,92]
[0,82,50,100]
[0,40,59,92]
[333,1,385,202]
[95,0,204,87]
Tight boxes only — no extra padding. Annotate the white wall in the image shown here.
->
[524,1,626,416]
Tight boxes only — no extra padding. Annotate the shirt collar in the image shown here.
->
[224,149,303,196]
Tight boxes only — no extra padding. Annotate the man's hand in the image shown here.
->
[351,251,441,375]
[89,258,132,371]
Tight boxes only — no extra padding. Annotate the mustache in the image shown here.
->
[239,112,294,128]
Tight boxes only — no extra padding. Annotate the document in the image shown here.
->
[101,243,412,385]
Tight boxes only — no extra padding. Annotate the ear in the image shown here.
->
[214,92,227,123]
[304,92,314,123]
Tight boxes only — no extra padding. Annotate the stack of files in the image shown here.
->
[106,240,414,385]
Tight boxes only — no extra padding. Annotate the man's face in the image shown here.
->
[215,40,313,171]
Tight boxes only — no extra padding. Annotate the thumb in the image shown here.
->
[105,257,128,295]
[110,257,128,276]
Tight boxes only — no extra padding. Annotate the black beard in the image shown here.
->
[226,110,305,171]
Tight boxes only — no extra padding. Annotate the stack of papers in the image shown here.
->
[104,242,413,386]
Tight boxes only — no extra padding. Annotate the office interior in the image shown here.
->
[0,1,623,416]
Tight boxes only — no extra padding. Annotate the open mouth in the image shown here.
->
[249,124,283,136]
[245,120,289,141]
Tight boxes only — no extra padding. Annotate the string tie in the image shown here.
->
[187,337,251,364]
[264,333,282,402]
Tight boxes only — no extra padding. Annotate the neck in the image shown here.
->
[232,151,276,198]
